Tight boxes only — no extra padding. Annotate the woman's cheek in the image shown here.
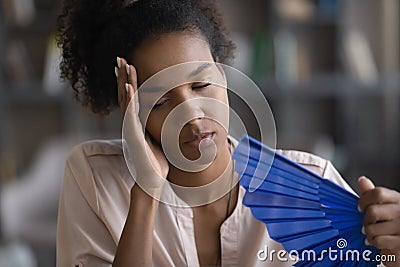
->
[144,113,162,141]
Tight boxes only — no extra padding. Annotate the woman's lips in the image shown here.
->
[184,132,215,148]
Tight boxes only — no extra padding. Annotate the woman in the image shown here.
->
[56,0,400,266]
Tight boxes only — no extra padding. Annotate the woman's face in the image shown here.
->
[130,32,229,161]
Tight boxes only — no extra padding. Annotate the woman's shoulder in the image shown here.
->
[68,139,124,160]
[229,136,329,176]
[65,138,129,185]
[275,149,329,176]
[63,139,132,214]
[229,136,353,192]
[276,149,355,194]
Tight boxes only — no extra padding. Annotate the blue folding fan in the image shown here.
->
[232,135,381,266]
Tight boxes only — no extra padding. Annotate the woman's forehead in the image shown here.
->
[130,32,214,84]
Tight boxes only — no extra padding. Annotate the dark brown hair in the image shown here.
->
[57,0,236,115]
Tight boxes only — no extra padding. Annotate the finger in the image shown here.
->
[115,66,123,105]
[359,187,400,212]
[364,219,400,239]
[364,204,400,225]
[358,176,375,195]
[127,64,138,92]
[125,83,137,115]
[125,65,139,107]
[372,235,400,251]
[125,78,142,131]
[117,57,129,109]
[131,66,140,108]
[381,249,399,266]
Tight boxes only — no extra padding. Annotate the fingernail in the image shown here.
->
[357,205,362,212]
[361,226,366,235]
[125,83,129,93]
[126,64,130,75]
[365,238,371,246]
[117,57,121,68]
[115,67,119,77]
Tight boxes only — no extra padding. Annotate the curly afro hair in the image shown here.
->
[57,0,236,115]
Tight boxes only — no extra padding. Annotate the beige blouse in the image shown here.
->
[57,138,361,267]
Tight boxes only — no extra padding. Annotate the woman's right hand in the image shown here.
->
[116,57,169,197]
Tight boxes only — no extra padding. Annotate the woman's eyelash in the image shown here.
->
[152,83,211,109]
[153,99,168,108]
[192,83,211,89]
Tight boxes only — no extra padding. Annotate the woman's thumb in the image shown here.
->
[358,176,375,195]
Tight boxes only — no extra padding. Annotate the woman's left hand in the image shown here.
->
[358,176,400,266]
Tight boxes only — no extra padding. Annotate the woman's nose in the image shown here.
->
[172,88,205,124]
[179,98,205,124]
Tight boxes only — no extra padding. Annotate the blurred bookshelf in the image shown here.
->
[0,0,398,189]
[0,2,121,265]
[261,75,400,191]
[0,0,122,185]
[0,0,398,190]
[0,3,120,267]
[219,0,400,191]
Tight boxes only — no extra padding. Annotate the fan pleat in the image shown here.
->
[243,191,320,209]
[250,207,326,221]
[241,174,320,201]
[266,219,332,240]
[237,160,319,194]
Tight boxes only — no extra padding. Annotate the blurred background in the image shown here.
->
[0,0,399,266]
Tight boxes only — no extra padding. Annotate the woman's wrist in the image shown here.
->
[131,171,167,199]
[130,183,161,210]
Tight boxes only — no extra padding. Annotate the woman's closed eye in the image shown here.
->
[151,83,212,110]
[192,82,211,90]
[153,98,169,108]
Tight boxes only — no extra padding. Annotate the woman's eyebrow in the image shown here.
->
[188,62,213,78]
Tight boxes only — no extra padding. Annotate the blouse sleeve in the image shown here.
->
[56,145,116,267]
[322,160,358,196]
